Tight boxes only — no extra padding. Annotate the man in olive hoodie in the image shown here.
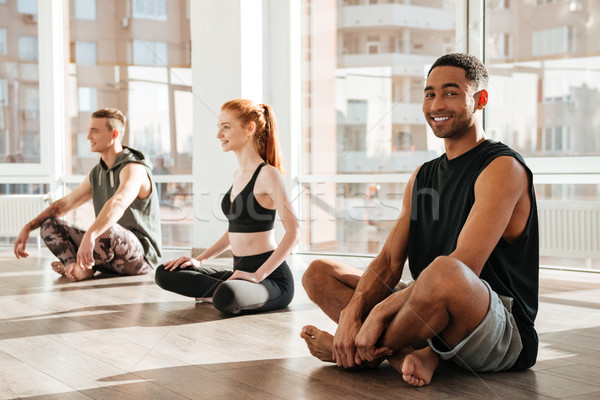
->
[13,108,162,281]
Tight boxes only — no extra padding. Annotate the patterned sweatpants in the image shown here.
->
[40,217,152,276]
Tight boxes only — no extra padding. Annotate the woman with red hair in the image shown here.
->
[155,99,300,314]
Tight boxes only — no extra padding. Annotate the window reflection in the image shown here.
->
[0,0,40,165]
[301,0,456,252]
[486,0,600,157]
[67,0,192,247]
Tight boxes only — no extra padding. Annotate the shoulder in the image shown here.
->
[119,162,149,182]
[477,155,529,194]
[258,164,283,182]
[255,164,284,193]
[481,141,526,165]
[482,155,527,177]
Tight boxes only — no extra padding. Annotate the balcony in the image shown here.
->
[339,4,455,31]
[337,150,437,174]
[391,102,425,125]
[338,102,424,126]
[339,53,437,76]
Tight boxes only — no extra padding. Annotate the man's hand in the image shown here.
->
[355,304,393,364]
[76,232,96,270]
[332,309,363,369]
[14,226,31,259]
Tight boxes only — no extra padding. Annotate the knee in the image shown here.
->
[154,265,170,288]
[418,256,476,297]
[39,217,58,236]
[212,282,240,315]
[302,259,330,298]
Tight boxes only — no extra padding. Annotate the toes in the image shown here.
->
[302,325,319,337]
[403,374,421,387]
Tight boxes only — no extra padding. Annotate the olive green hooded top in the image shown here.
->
[89,146,162,267]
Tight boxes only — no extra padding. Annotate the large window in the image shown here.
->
[301,0,456,253]
[301,0,599,269]
[486,0,600,269]
[0,0,40,167]
[67,0,192,247]
[486,1,600,157]
[1,0,598,268]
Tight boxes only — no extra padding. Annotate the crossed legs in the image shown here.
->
[301,256,490,386]
[300,258,363,362]
[41,217,151,281]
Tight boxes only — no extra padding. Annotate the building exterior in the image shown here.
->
[487,0,600,158]
[0,0,192,175]
[335,0,454,174]
[0,0,193,245]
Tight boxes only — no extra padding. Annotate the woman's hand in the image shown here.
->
[227,270,261,283]
[163,256,202,271]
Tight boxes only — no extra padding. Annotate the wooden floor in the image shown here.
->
[1,248,600,400]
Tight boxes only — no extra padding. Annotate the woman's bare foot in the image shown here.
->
[300,325,335,363]
[389,347,440,387]
[51,261,66,276]
[64,263,95,282]
[195,297,213,303]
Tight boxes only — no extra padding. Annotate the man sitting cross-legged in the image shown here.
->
[301,53,539,386]
[13,108,162,282]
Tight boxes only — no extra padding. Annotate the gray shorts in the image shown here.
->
[427,280,523,372]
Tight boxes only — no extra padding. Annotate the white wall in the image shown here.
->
[190,0,300,249]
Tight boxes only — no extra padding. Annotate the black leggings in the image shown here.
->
[154,251,294,315]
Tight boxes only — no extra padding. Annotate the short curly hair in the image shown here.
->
[427,53,488,91]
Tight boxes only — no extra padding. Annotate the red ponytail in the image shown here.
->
[221,99,285,174]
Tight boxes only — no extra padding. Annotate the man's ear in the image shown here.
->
[476,89,489,110]
[112,129,119,140]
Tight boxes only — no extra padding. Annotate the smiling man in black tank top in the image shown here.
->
[300,53,539,386]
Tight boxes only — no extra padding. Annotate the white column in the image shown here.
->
[191,0,265,249]
[38,0,66,197]
[265,0,302,245]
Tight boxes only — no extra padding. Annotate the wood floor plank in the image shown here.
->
[1,248,600,399]
[126,364,283,400]
[563,393,600,400]
[0,349,83,400]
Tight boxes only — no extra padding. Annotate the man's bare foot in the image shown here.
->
[51,261,66,276]
[300,325,335,363]
[389,347,440,387]
[64,263,94,282]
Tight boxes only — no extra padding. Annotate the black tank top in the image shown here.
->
[221,162,276,233]
[408,140,539,370]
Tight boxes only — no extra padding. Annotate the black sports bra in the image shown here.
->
[221,162,276,233]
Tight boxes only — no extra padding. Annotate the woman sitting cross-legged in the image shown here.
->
[154,99,300,315]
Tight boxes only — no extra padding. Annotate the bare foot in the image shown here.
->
[64,263,95,282]
[300,325,335,363]
[195,297,213,303]
[51,261,66,276]
[389,347,440,387]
